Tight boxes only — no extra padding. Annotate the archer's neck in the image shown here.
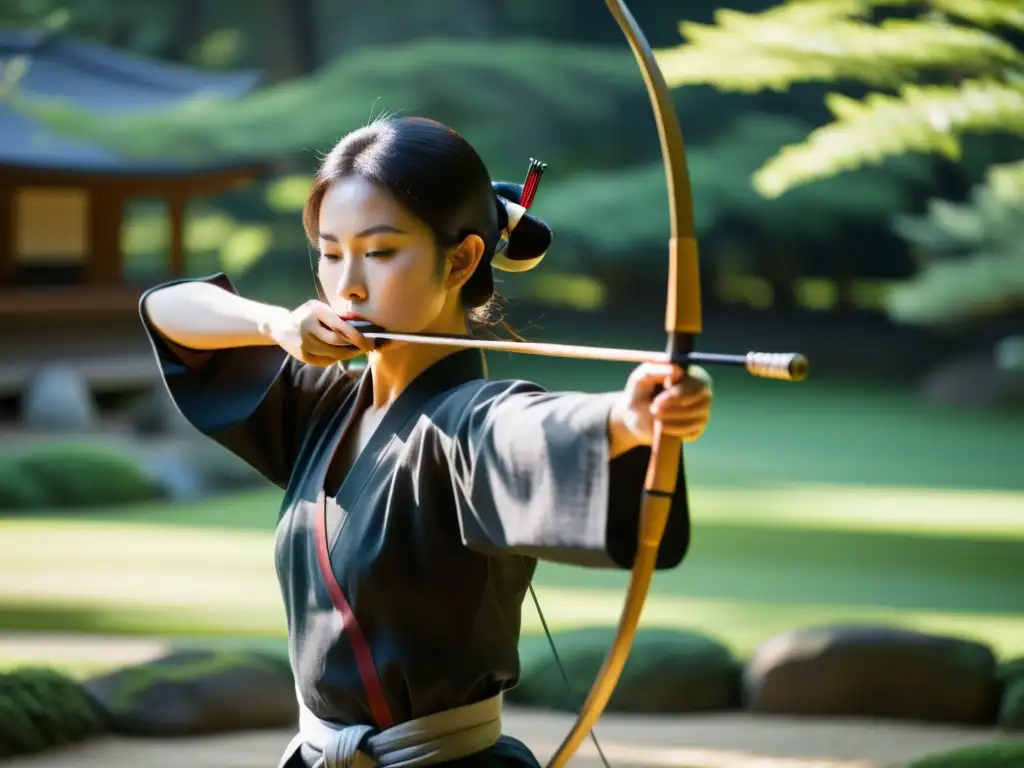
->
[367,304,469,410]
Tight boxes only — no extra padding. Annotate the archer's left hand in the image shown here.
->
[614,362,713,448]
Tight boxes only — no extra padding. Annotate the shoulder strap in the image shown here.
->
[315,490,395,729]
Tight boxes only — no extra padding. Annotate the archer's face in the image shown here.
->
[317,176,451,335]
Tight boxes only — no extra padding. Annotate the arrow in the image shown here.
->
[346,321,809,382]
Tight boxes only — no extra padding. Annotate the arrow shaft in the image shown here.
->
[358,331,808,381]
[363,330,657,364]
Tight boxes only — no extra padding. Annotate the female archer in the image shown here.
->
[141,116,713,768]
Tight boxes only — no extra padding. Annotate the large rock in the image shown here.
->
[743,625,1001,725]
[508,627,740,714]
[130,383,195,437]
[84,650,297,736]
[139,438,270,501]
[139,448,207,501]
[999,678,1024,731]
[20,364,97,431]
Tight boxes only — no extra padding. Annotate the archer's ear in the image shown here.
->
[446,233,486,289]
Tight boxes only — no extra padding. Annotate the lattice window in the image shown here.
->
[14,187,89,263]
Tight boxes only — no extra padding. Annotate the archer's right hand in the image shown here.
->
[266,300,373,367]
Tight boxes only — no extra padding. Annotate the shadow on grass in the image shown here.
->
[536,523,1024,616]
[0,602,286,640]
[0,489,283,531]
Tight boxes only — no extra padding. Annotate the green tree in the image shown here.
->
[654,0,1024,198]
[539,111,935,260]
[654,0,1024,331]
[887,157,1024,325]
[6,39,662,179]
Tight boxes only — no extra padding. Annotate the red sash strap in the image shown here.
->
[314,491,395,729]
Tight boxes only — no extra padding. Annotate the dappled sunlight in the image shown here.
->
[690,484,1024,539]
[0,633,169,675]
[3,510,1024,658]
[529,740,882,767]
[0,718,974,768]
[510,710,1012,768]
[4,473,1024,659]
[2,0,1022,766]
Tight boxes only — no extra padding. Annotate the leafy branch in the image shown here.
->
[755,79,1024,196]
[886,157,1024,324]
[655,0,1024,197]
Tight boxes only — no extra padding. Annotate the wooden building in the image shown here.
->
[0,29,263,409]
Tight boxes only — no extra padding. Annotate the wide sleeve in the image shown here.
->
[138,273,354,489]
[444,380,690,570]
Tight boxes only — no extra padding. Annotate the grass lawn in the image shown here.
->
[2,357,1022,674]
[2,483,1022,674]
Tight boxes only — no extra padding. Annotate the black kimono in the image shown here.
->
[140,274,690,768]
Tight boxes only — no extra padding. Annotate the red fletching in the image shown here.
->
[519,158,547,210]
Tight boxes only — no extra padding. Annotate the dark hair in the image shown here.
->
[303,116,548,335]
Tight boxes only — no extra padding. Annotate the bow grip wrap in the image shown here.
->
[746,352,809,381]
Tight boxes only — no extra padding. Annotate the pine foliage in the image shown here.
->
[655,0,1024,197]
[6,39,654,178]
[886,158,1024,323]
[535,112,937,266]
[756,79,1024,196]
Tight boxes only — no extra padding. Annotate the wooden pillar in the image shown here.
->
[87,185,124,284]
[0,181,12,285]
[168,193,185,277]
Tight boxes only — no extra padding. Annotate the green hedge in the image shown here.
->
[906,739,1024,767]
[509,627,740,714]
[0,461,48,510]
[0,443,162,510]
[0,667,107,758]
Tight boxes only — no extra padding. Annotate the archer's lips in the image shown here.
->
[340,313,368,322]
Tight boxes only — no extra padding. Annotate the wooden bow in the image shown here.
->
[334,5,805,761]
[543,1,700,765]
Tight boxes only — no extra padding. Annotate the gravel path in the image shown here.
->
[0,633,1014,767]
[2,710,1013,768]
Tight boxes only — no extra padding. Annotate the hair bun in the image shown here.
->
[491,181,552,273]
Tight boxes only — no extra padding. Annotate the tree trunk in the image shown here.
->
[267,0,319,82]
[455,0,500,38]
[163,0,204,63]
[767,247,798,310]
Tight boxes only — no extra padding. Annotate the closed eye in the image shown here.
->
[320,248,395,261]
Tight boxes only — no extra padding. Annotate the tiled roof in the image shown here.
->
[0,29,262,174]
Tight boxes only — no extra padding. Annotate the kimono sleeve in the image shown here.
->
[139,273,352,489]
[444,380,690,570]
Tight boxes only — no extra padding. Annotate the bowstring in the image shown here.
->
[487,347,610,768]
[528,584,612,768]
[484,330,610,768]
